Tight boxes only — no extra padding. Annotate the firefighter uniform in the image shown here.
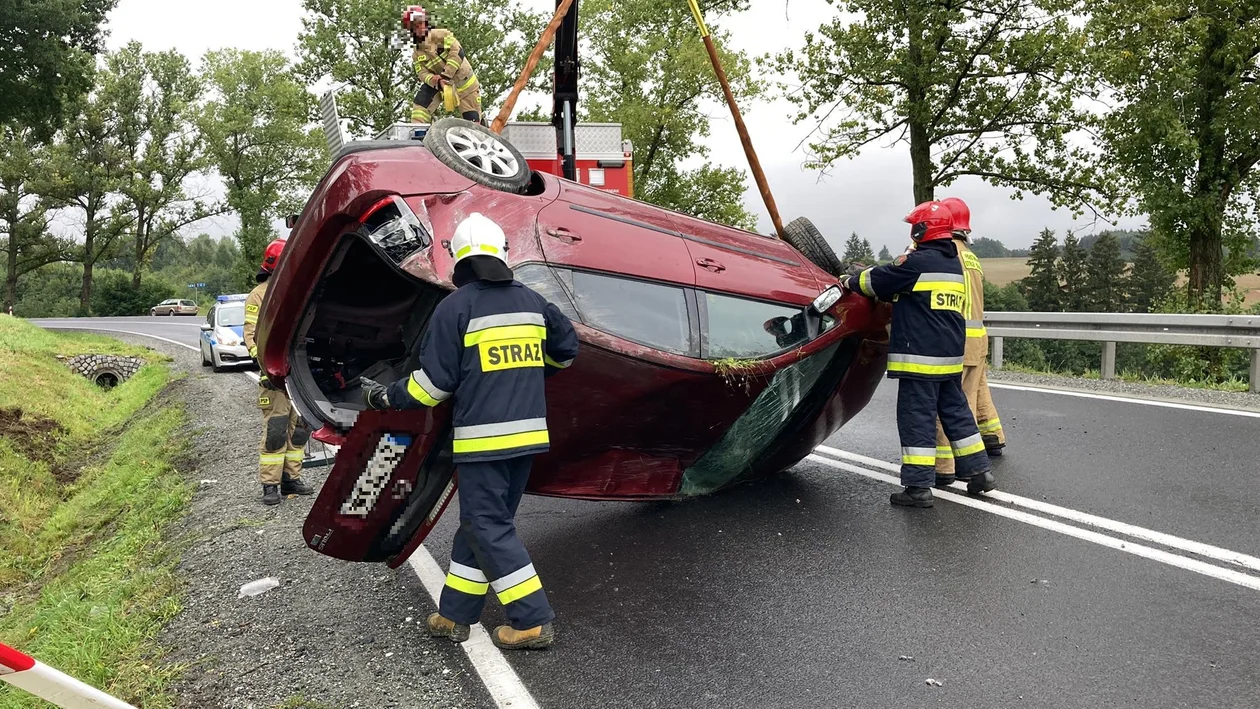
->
[383,273,578,639]
[848,236,992,501]
[412,28,481,123]
[244,279,311,495]
[933,237,1001,480]
[976,367,1006,453]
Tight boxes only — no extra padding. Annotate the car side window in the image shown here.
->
[207,307,215,326]
[704,292,808,358]
[565,270,693,356]
[513,264,580,321]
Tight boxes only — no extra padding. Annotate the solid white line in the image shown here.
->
[407,550,542,709]
[804,454,1260,592]
[987,381,1260,418]
[816,445,1260,573]
[39,325,200,352]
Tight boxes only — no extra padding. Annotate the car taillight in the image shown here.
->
[339,433,411,517]
[359,195,431,263]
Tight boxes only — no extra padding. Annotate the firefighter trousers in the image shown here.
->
[897,376,990,488]
[439,456,554,630]
[258,384,310,485]
[412,76,482,124]
[975,366,1006,447]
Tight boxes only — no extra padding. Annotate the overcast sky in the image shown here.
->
[101,0,1142,253]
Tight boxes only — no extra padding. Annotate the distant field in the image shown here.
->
[979,257,1260,305]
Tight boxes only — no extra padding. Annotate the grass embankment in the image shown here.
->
[0,316,190,708]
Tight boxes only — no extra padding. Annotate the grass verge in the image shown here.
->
[0,316,190,708]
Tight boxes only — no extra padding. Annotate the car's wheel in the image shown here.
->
[168,310,175,316]
[782,217,844,277]
[201,343,211,367]
[211,348,225,373]
[425,117,531,194]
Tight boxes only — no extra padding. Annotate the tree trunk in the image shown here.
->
[1185,19,1229,308]
[904,3,934,205]
[4,218,17,311]
[132,211,146,290]
[80,260,95,315]
[1186,221,1224,307]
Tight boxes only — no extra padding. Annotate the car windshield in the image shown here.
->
[705,293,809,358]
[217,304,245,327]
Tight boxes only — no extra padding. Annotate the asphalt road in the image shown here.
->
[33,317,1260,709]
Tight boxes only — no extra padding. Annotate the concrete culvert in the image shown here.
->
[93,370,121,389]
[63,354,145,388]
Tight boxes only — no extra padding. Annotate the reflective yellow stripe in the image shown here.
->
[496,575,543,605]
[249,346,258,358]
[979,419,1003,433]
[446,58,460,67]
[464,324,547,346]
[452,429,549,455]
[966,326,988,338]
[887,360,964,375]
[951,433,986,457]
[913,281,967,293]
[955,440,986,456]
[858,268,873,297]
[454,243,499,259]
[259,453,284,465]
[935,446,954,459]
[285,450,304,461]
[412,107,431,122]
[244,314,258,324]
[406,376,442,407]
[902,454,935,466]
[456,74,478,92]
[445,573,489,596]
[543,354,572,369]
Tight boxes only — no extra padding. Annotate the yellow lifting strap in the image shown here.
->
[443,83,457,113]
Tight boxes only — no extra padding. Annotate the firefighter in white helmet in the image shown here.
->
[361,213,578,650]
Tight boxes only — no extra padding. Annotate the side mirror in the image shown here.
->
[285,214,299,229]
[200,323,213,331]
[810,285,843,314]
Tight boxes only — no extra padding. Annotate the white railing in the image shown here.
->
[984,312,1260,393]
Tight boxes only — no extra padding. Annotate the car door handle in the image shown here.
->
[545,227,582,243]
[696,258,726,272]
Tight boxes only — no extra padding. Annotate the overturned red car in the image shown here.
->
[255,117,891,568]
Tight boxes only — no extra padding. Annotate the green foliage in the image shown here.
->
[1129,234,1175,313]
[198,49,325,286]
[90,269,179,317]
[0,0,117,139]
[1022,228,1061,311]
[13,263,82,317]
[296,0,545,136]
[842,232,876,263]
[1,126,71,309]
[1057,232,1088,311]
[773,0,1104,207]
[970,237,1010,258]
[583,0,759,228]
[877,245,892,262]
[1084,231,1128,312]
[1089,2,1260,307]
[984,279,1028,312]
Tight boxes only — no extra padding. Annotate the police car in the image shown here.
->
[199,294,253,372]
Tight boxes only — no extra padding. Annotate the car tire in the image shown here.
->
[201,344,211,367]
[425,117,531,194]
[782,217,844,277]
[211,349,225,373]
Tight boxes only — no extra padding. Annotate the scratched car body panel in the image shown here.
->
[257,142,891,566]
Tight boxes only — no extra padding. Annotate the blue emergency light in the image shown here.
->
[217,294,249,303]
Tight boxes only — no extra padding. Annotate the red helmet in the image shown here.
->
[402,5,427,32]
[260,238,287,273]
[940,197,971,234]
[903,201,954,243]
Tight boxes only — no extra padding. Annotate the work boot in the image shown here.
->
[262,484,281,506]
[426,613,470,643]
[963,470,997,495]
[934,474,956,489]
[490,623,554,650]
[890,486,934,508]
[281,473,314,496]
[983,436,1005,457]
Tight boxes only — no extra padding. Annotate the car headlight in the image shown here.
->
[216,329,241,346]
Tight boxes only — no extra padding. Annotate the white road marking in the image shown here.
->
[37,323,534,705]
[805,452,1260,592]
[988,381,1260,418]
[408,550,542,709]
[817,445,1260,573]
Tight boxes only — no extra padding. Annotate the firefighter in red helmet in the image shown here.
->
[402,4,482,124]
[931,197,1006,487]
[841,201,995,507]
[244,238,315,506]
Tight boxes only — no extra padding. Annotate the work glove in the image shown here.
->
[361,377,391,410]
[843,261,867,277]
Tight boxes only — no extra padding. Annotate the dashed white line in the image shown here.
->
[987,381,1260,418]
[817,445,1260,574]
[805,451,1260,592]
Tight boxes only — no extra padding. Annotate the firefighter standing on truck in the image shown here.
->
[840,201,996,508]
[931,197,1007,486]
[402,5,482,124]
[244,238,315,507]
[360,213,578,650]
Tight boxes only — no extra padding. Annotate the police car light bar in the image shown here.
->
[217,294,249,303]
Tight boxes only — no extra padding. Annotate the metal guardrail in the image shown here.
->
[984,312,1260,393]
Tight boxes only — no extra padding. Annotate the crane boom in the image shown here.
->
[550,0,580,181]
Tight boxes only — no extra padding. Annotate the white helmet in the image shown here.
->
[449,213,508,267]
